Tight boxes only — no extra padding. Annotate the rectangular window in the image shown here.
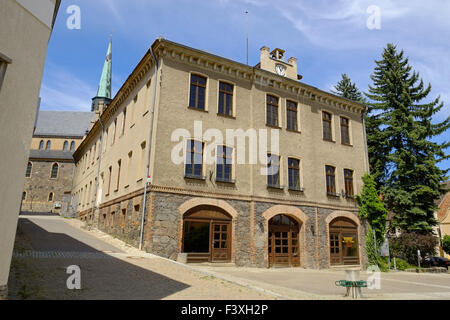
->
[122,108,127,135]
[185,140,204,178]
[344,169,354,196]
[116,160,121,191]
[216,146,233,182]
[218,82,233,116]
[266,95,279,127]
[189,74,207,110]
[121,208,126,227]
[25,162,32,178]
[267,154,280,188]
[0,52,12,91]
[326,165,336,194]
[286,101,298,131]
[288,158,300,190]
[341,117,350,145]
[323,111,332,141]
[107,166,112,195]
[112,119,117,144]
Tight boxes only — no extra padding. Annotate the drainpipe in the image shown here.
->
[68,162,75,217]
[90,117,105,225]
[139,45,159,250]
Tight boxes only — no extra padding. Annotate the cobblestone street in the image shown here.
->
[9,213,450,300]
[8,213,274,300]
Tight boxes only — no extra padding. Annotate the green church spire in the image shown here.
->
[96,37,112,99]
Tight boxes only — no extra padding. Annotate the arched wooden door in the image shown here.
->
[182,205,232,263]
[329,217,359,265]
[268,214,300,267]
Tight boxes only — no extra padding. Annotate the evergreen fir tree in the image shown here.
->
[333,74,365,102]
[365,43,450,234]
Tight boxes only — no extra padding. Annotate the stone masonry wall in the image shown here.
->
[80,190,367,269]
[22,161,74,213]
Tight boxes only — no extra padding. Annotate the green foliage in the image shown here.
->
[393,258,415,271]
[333,74,365,103]
[365,43,450,235]
[357,173,388,241]
[365,225,388,271]
[443,235,450,255]
[389,233,438,265]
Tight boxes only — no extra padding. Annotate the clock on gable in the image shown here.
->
[275,64,286,76]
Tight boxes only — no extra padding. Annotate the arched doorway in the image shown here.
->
[268,214,301,267]
[182,205,232,263]
[329,217,359,265]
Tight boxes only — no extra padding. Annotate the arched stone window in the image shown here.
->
[39,140,44,150]
[48,192,54,201]
[22,192,26,201]
[46,140,51,150]
[63,141,68,151]
[51,163,59,179]
[70,141,75,151]
[25,162,32,178]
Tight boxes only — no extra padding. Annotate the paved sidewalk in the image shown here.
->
[193,265,450,300]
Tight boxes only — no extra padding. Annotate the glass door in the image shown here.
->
[211,223,230,262]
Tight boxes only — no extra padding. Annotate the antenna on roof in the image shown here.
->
[245,10,249,65]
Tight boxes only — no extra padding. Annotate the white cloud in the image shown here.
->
[40,64,96,111]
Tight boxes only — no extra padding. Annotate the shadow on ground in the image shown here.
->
[9,218,190,300]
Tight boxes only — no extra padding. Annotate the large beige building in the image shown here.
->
[73,38,368,269]
[0,0,60,298]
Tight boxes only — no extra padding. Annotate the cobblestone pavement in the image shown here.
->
[9,214,275,300]
[11,214,450,300]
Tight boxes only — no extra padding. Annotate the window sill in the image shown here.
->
[268,184,284,190]
[184,174,206,181]
[217,113,235,119]
[327,192,341,198]
[343,194,355,199]
[286,129,301,134]
[137,178,143,183]
[288,187,304,192]
[341,143,353,147]
[188,106,208,113]
[323,138,336,143]
[266,124,282,129]
[216,177,236,184]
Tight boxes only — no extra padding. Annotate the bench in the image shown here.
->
[335,269,367,298]
[335,280,368,298]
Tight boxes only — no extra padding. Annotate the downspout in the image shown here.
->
[68,162,75,217]
[90,117,105,225]
[139,46,159,250]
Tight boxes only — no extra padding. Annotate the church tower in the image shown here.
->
[91,37,112,124]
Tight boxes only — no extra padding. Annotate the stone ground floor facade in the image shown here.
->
[78,188,368,269]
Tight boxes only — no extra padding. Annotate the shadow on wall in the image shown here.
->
[9,217,190,300]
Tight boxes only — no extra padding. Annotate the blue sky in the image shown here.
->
[41,0,449,170]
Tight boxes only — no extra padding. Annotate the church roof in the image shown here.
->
[29,150,74,161]
[34,111,93,138]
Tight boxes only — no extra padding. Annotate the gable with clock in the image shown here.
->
[258,47,300,81]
